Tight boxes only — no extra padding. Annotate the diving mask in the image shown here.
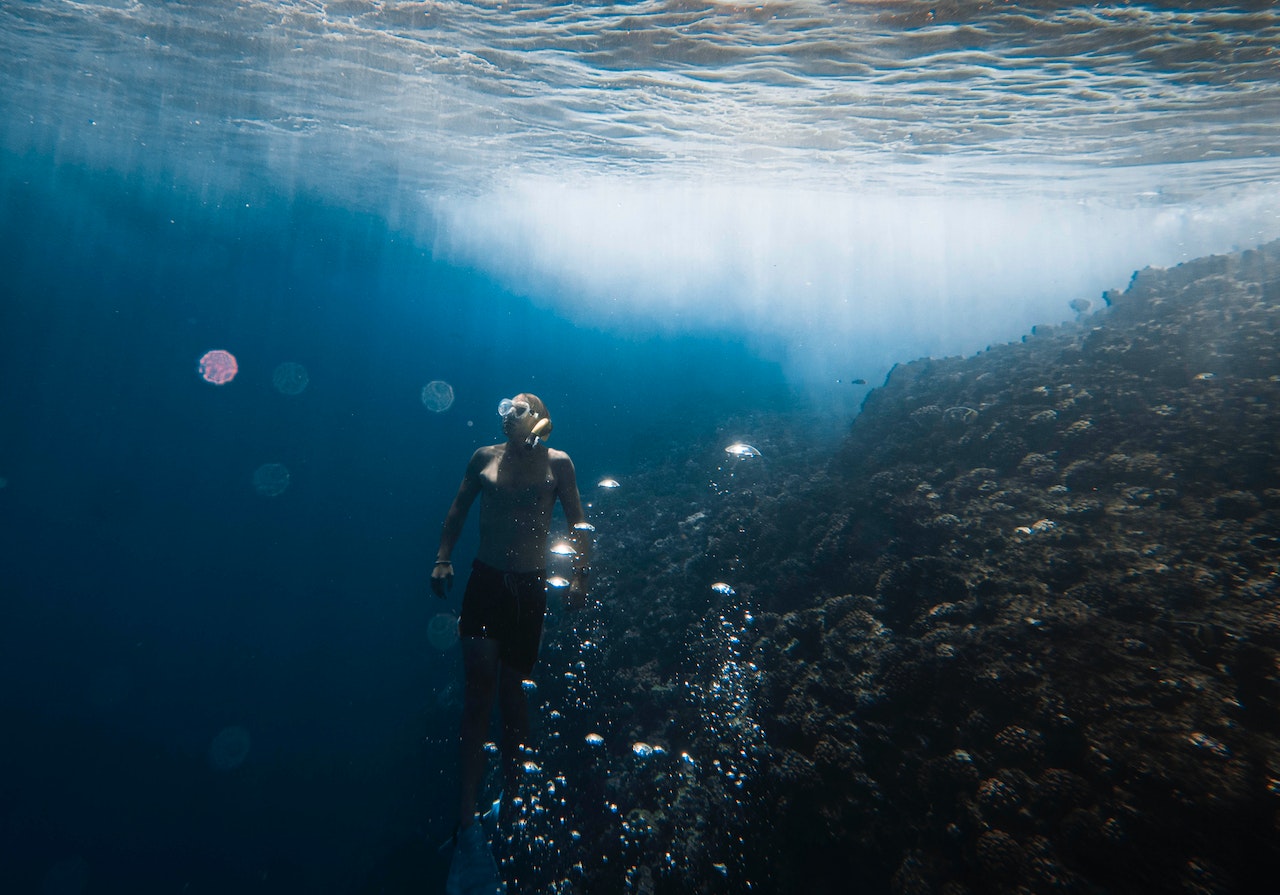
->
[498,398,534,419]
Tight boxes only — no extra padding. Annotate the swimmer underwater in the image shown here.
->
[429,392,592,888]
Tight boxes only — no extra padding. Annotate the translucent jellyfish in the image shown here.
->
[208,725,251,770]
[585,733,605,747]
[724,443,761,459]
[421,380,455,412]
[272,362,309,395]
[252,463,290,497]
[427,613,459,650]
[547,576,570,589]
[711,582,736,596]
[632,742,654,759]
[597,478,620,489]
[198,349,238,385]
[550,541,578,557]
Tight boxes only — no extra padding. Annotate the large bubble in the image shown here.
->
[272,362,309,395]
[198,349,238,385]
[208,725,251,770]
[253,463,290,497]
[421,380,455,412]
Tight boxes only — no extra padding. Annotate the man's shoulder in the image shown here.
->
[468,444,503,465]
[547,447,573,464]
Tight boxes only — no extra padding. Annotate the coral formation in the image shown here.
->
[529,240,1280,894]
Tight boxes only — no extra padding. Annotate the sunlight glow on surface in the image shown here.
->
[435,177,1280,382]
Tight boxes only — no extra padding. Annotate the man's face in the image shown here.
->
[499,395,538,439]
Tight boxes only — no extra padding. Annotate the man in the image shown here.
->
[430,393,591,890]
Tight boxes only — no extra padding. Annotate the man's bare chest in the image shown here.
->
[480,457,556,509]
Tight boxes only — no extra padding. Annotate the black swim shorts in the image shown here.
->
[458,559,548,675]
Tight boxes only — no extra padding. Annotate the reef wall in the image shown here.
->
[543,240,1280,895]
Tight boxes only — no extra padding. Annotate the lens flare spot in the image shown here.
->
[427,613,459,650]
[252,463,290,497]
[198,350,238,385]
[421,380,455,412]
[272,361,309,395]
[208,725,251,770]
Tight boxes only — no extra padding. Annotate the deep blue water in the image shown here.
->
[0,154,796,893]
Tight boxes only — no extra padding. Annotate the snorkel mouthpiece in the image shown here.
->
[525,417,551,449]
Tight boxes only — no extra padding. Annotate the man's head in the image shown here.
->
[500,392,553,443]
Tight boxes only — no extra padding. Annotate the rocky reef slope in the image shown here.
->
[536,240,1280,895]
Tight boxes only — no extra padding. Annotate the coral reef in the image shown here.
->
[529,241,1280,894]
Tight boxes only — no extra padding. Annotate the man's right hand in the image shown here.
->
[430,561,454,598]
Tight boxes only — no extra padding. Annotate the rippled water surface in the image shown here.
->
[5,0,1279,200]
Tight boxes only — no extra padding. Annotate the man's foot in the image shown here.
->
[446,822,506,895]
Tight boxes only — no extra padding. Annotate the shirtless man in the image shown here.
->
[430,393,591,852]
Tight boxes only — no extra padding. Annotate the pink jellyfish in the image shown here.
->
[198,350,238,385]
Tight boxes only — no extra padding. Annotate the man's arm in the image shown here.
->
[430,449,485,597]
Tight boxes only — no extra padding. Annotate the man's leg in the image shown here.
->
[458,637,501,830]
[497,663,531,825]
